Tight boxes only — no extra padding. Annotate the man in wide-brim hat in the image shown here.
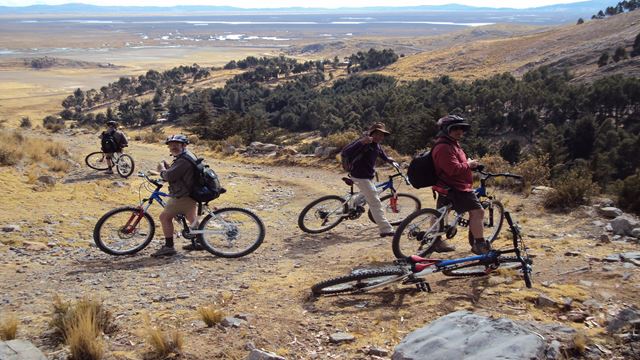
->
[341,122,396,237]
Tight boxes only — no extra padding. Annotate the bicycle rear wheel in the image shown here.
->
[311,267,406,296]
[85,152,110,171]
[116,154,135,178]
[93,206,155,255]
[369,193,421,226]
[297,195,346,233]
[198,207,265,258]
[392,208,442,259]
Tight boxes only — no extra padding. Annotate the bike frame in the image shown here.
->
[349,210,530,293]
[123,173,230,238]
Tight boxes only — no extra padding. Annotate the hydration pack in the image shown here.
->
[407,144,443,189]
[101,132,118,153]
[182,154,226,203]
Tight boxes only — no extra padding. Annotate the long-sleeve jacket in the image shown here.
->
[432,135,473,194]
[341,138,391,180]
[161,150,196,198]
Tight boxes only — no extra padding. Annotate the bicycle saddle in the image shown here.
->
[342,177,354,186]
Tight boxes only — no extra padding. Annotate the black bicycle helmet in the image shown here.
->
[165,134,189,145]
[437,115,470,133]
[106,120,117,127]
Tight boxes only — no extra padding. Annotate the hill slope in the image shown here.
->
[378,11,640,81]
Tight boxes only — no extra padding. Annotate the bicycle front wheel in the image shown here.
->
[311,267,406,296]
[116,154,135,178]
[369,193,421,226]
[85,152,110,171]
[297,195,346,234]
[483,200,504,244]
[392,208,443,259]
[93,206,155,255]
[198,207,265,258]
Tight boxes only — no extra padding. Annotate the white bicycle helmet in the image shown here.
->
[165,134,189,144]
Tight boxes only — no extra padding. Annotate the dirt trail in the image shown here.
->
[1,130,639,359]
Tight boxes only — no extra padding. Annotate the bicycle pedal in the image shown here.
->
[414,281,431,293]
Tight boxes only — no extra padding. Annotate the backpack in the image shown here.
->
[101,132,118,153]
[182,154,226,203]
[407,143,444,189]
[340,142,369,173]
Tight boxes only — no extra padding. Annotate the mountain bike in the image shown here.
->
[297,163,421,234]
[93,172,265,258]
[392,166,522,259]
[311,210,532,296]
[85,150,135,178]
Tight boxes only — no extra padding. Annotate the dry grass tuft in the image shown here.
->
[141,316,184,360]
[197,305,225,327]
[0,314,19,340]
[66,310,105,360]
[0,130,71,172]
[50,295,115,343]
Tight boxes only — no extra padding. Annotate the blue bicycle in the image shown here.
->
[392,166,522,258]
[312,211,533,296]
[93,172,265,258]
[297,163,421,233]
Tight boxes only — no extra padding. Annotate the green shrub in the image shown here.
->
[543,166,598,210]
[618,172,640,214]
[20,117,32,128]
[514,154,551,187]
[319,130,360,149]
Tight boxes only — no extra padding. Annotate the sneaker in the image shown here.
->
[379,231,395,238]
[182,242,205,251]
[471,239,491,255]
[433,239,456,253]
[150,246,177,257]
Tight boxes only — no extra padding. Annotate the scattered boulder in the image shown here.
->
[222,316,245,328]
[598,207,623,219]
[2,225,20,232]
[330,332,355,344]
[531,186,554,195]
[223,145,236,155]
[249,142,278,152]
[610,215,640,236]
[392,311,545,360]
[536,294,559,308]
[23,241,48,251]
[36,175,56,186]
[606,308,640,334]
[246,348,286,360]
[0,340,47,360]
[631,228,640,239]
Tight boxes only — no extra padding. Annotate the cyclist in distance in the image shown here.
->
[100,120,128,174]
[341,122,396,238]
[152,134,199,257]
[432,115,489,255]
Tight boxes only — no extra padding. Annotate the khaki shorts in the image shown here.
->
[163,196,197,217]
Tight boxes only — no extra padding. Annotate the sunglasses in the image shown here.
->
[449,126,468,132]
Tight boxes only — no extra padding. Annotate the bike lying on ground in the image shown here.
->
[85,151,135,178]
[93,172,265,258]
[298,163,421,234]
[311,211,532,296]
[392,166,522,259]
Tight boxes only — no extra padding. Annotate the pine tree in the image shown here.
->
[598,52,610,67]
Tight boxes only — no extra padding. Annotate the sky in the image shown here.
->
[0,1,588,9]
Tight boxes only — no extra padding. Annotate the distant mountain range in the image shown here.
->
[0,1,616,15]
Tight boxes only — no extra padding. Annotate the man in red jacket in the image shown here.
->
[431,115,489,254]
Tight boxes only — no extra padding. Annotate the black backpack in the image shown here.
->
[101,132,118,153]
[340,141,369,173]
[182,154,226,203]
[407,143,444,189]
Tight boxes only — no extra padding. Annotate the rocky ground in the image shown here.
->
[1,128,639,359]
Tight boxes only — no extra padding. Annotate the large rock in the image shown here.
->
[531,186,554,195]
[392,311,545,360]
[249,142,278,152]
[610,215,640,236]
[598,207,623,219]
[246,349,285,360]
[36,175,56,186]
[0,340,47,360]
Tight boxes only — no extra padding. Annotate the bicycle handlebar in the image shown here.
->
[390,161,411,185]
[137,171,163,187]
[474,165,523,181]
